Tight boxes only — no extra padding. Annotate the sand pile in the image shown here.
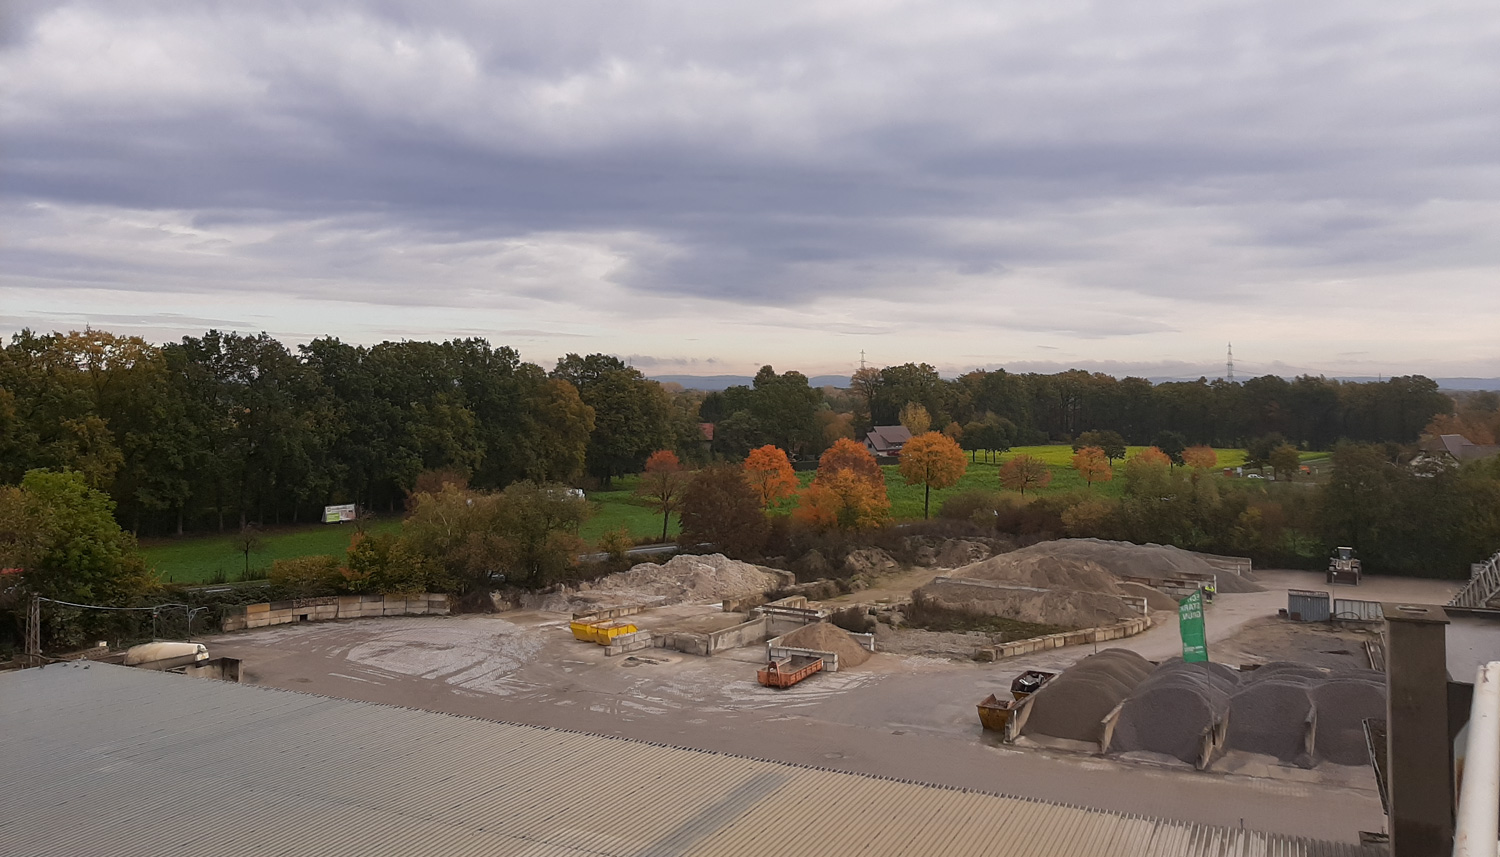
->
[559,554,789,611]
[1118,582,1179,611]
[1110,661,1235,763]
[958,539,1262,594]
[779,622,872,668]
[1023,649,1152,743]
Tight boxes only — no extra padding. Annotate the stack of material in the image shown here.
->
[1309,676,1386,765]
[1108,660,1237,764]
[778,622,872,668]
[1225,675,1317,765]
[953,539,1263,594]
[1022,649,1153,744]
[548,554,791,611]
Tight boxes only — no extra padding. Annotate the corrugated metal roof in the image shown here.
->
[0,663,1380,857]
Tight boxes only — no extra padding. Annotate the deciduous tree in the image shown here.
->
[899,401,932,436]
[1182,446,1218,470]
[1074,430,1127,463]
[1071,446,1113,488]
[898,432,967,518]
[999,454,1051,495]
[637,450,689,542]
[1269,444,1302,481]
[679,463,770,557]
[816,437,884,488]
[743,445,798,510]
[1152,430,1188,467]
[794,467,890,531]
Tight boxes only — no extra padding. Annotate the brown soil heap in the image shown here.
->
[779,622,872,668]
[1022,649,1153,743]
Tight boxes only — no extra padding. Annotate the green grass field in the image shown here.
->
[143,445,1280,581]
[141,518,403,584]
[877,444,1252,519]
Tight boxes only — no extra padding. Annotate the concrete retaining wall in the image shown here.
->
[706,616,772,653]
[221,593,450,632]
[983,615,1153,660]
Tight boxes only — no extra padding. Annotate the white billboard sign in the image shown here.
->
[323,503,357,524]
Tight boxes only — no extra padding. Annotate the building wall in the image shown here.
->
[221,593,450,632]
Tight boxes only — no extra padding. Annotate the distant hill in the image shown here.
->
[651,374,853,391]
[652,373,1499,392]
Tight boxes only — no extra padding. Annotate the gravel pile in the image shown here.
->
[1022,649,1153,743]
[779,622,872,668]
[963,539,1263,594]
[552,554,790,611]
[916,579,1139,628]
[1310,678,1386,765]
[1110,660,1236,763]
[1225,679,1316,764]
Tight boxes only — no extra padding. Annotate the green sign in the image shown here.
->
[1178,589,1208,663]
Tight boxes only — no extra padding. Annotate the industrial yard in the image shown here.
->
[199,541,1478,843]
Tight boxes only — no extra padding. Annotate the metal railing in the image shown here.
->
[1450,552,1500,610]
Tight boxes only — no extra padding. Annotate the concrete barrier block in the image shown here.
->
[269,600,294,611]
[406,604,429,615]
[247,603,270,614]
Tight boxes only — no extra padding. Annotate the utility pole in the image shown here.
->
[25,594,41,666]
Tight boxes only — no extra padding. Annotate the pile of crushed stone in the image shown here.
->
[948,538,1262,598]
[1109,660,1239,764]
[1024,654,1388,768]
[915,578,1139,628]
[778,622,872,668]
[1023,649,1154,744]
[540,554,791,612]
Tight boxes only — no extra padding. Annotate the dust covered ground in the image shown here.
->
[201,565,1475,844]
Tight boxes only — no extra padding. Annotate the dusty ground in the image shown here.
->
[1212,617,1379,670]
[823,564,944,605]
[203,569,1478,844]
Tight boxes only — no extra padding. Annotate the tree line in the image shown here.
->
[0,328,1460,538]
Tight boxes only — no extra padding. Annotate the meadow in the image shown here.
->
[143,444,1295,582]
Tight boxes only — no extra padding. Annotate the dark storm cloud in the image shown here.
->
[3,0,1498,320]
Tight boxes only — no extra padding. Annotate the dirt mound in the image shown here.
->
[1110,662,1234,764]
[780,622,872,668]
[562,554,789,611]
[1226,680,1315,764]
[958,539,1262,594]
[1118,582,1178,611]
[844,548,898,576]
[916,579,1138,627]
[1023,649,1152,743]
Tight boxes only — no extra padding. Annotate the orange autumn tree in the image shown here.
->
[1182,445,1218,470]
[743,444,798,510]
[998,454,1052,495]
[794,437,889,530]
[898,431,967,518]
[636,450,690,542]
[1070,446,1113,488]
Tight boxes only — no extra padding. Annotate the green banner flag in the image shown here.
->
[1179,589,1208,663]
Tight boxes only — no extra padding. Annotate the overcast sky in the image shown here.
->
[3,1,1498,379]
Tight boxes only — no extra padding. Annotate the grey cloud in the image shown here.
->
[2,0,1498,343]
